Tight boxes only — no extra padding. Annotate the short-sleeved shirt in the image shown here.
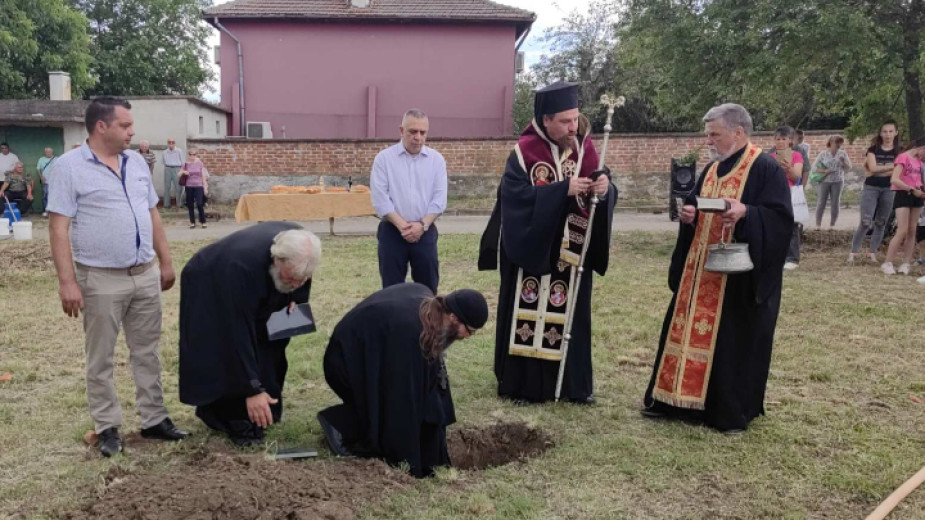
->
[181,161,207,187]
[892,152,924,191]
[769,149,803,187]
[0,152,19,176]
[163,147,184,167]
[865,145,898,188]
[794,142,810,175]
[46,143,160,268]
[37,156,57,182]
[3,171,31,192]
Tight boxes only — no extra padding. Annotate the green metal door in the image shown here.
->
[0,126,65,213]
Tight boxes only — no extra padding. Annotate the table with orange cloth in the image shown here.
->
[234,192,377,235]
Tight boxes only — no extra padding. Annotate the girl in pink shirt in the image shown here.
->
[883,144,925,275]
[770,126,804,270]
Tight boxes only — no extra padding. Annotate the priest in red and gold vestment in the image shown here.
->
[642,103,793,433]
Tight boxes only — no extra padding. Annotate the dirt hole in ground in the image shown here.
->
[448,422,553,470]
[62,452,414,520]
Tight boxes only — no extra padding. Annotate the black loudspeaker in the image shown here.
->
[668,159,697,222]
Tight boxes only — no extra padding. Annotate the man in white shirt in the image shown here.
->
[0,142,20,177]
[162,138,185,209]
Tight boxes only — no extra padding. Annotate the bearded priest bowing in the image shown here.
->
[479,81,616,404]
[179,222,321,446]
[642,104,793,434]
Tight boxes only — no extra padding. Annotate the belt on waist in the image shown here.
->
[75,260,156,276]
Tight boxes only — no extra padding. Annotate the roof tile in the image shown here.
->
[203,0,536,24]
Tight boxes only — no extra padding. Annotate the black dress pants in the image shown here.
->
[377,220,439,293]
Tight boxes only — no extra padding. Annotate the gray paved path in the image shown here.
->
[26,208,862,242]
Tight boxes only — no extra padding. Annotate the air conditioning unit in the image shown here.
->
[247,122,273,139]
[515,51,525,73]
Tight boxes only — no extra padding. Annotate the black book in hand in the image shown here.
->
[267,303,316,341]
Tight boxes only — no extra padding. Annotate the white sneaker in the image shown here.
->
[846,253,856,266]
[783,262,799,270]
[42,212,48,217]
[881,262,896,275]
[917,275,925,284]
[898,263,910,275]
[866,253,878,263]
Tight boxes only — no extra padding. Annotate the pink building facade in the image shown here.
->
[206,1,534,139]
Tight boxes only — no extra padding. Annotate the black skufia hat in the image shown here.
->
[534,81,580,123]
[444,289,489,330]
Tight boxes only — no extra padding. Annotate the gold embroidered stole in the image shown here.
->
[652,143,760,409]
[507,135,590,361]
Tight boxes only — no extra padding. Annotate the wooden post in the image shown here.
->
[329,217,335,236]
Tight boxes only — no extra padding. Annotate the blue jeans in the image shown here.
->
[42,182,48,213]
[851,185,895,254]
[787,223,802,263]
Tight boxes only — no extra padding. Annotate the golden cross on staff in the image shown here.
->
[554,92,625,402]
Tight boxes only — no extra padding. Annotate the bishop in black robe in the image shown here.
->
[318,283,487,478]
[179,221,312,444]
[643,139,793,433]
[480,81,616,404]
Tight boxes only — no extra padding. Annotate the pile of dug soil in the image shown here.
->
[448,422,553,470]
[802,229,857,253]
[62,452,413,520]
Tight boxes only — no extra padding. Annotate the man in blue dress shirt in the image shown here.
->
[370,109,448,292]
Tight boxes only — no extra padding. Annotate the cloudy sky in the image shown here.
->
[203,0,585,101]
[496,0,586,68]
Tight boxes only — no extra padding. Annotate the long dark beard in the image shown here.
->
[556,134,577,153]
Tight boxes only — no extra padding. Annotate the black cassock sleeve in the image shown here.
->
[733,156,793,304]
[499,152,572,275]
[585,176,617,276]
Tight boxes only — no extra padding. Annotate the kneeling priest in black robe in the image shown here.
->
[318,284,488,478]
[179,222,321,445]
[479,81,616,404]
[642,103,793,434]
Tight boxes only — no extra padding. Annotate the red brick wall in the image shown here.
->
[191,131,870,179]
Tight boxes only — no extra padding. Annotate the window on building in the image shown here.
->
[199,116,204,135]
[216,120,221,135]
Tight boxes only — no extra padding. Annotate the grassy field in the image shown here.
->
[1,231,924,519]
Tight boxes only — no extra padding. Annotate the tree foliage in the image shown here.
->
[616,0,924,140]
[512,72,537,135]
[0,0,93,98]
[72,0,213,96]
[529,0,924,141]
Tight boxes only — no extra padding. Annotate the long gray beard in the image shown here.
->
[269,264,297,293]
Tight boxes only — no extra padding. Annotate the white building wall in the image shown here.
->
[187,104,228,140]
[129,99,189,199]
[126,99,227,199]
[62,123,87,151]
